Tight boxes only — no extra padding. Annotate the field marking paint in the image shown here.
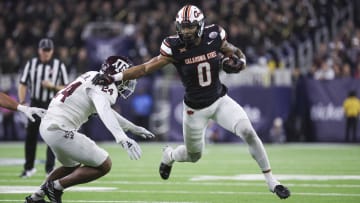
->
[1,180,359,189]
[0,186,116,194]
[190,174,360,181]
[0,201,200,203]
[73,189,360,197]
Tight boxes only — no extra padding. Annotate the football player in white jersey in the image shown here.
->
[92,5,290,199]
[24,55,155,203]
[0,92,46,121]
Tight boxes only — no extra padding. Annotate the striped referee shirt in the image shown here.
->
[19,57,69,102]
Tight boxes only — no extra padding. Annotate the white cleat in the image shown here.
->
[20,168,37,178]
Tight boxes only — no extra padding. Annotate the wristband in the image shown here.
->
[113,72,123,81]
[17,104,27,112]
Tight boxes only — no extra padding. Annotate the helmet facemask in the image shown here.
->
[176,19,204,45]
[116,79,137,99]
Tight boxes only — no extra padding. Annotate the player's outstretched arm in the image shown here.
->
[0,92,21,111]
[0,92,46,122]
[111,109,155,139]
[88,89,142,160]
[92,55,172,86]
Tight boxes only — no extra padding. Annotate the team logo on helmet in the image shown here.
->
[175,5,205,45]
[100,55,137,99]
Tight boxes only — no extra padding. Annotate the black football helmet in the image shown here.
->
[175,5,205,45]
[100,55,136,99]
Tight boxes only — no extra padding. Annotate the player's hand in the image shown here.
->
[221,54,246,73]
[129,126,155,139]
[92,73,114,86]
[17,105,47,122]
[119,138,142,160]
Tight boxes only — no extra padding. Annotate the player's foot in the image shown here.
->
[42,181,63,203]
[24,195,48,203]
[20,168,37,178]
[273,185,291,199]
[159,146,174,180]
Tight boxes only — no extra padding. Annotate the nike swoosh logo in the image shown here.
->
[207,40,214,45]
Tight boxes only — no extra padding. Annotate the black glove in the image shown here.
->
[92,73,114,86]
[221,54,246,74]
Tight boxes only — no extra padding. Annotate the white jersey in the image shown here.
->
[45,71,117,131]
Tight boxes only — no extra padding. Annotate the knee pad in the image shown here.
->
[188,152,202,163]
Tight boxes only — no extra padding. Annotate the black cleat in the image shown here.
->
[24,195,49,203]
[42,181,63,203]
[273,185,291,199]
[159,162,172,180]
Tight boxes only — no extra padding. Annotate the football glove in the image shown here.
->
[92,73,114,86]
[17,105,46,122]
[119,138,142,160]
[129,126,155,139]
[221,54,246,74]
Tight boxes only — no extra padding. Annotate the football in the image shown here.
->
[221,54,245,73]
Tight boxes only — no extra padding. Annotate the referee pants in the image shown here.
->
[23,100,55,173]
[345,116,358,142]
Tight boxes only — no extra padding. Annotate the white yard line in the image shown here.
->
[1,187,359,198]
[0,186,116,194]
[1,180,360,188]
[190,174,360,181]
[0,201,201,203]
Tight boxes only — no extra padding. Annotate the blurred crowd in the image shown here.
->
[0,0,360,80]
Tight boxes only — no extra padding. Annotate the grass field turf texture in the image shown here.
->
[0,142,359,203]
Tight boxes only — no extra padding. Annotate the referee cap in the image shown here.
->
[38,38,54,51]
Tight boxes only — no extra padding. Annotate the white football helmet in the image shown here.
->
[100,55,137,99]
[175,5,205,45]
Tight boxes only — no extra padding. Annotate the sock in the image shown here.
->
[235,120,280,191]
[53,180,64,190]
[31,188,45,201]
[172,145,190,162]
[263,170,280,191]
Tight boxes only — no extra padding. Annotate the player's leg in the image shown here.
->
[26,121,111,203]
[44,129,111,186]
[21,119,40,177]
[213,95,290,199]
[26,165,79,203]
[159,102,211,179]
[45,146,56,175]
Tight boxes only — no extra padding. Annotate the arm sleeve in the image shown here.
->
[111,109,137,132]
[88,89,127,143]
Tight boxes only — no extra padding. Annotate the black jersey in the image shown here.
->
[160,24,227,109]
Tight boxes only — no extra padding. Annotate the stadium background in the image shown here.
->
[0,0,360,143]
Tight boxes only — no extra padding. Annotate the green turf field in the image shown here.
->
[0,142,359,203]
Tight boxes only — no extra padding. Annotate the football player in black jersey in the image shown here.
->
[92,4,290,199]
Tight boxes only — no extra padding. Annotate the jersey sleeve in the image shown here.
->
[160,38,173,57]
[85,72,118,105]
[88,88,127,143]
[218,25,227,41]
[59,62,69,85]
[19,60,32,85]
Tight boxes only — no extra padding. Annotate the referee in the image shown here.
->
[18,38,69,178]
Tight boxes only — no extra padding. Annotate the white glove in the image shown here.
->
[129,126,155,139]
[17,105,47,122]
[119,138,142,160]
